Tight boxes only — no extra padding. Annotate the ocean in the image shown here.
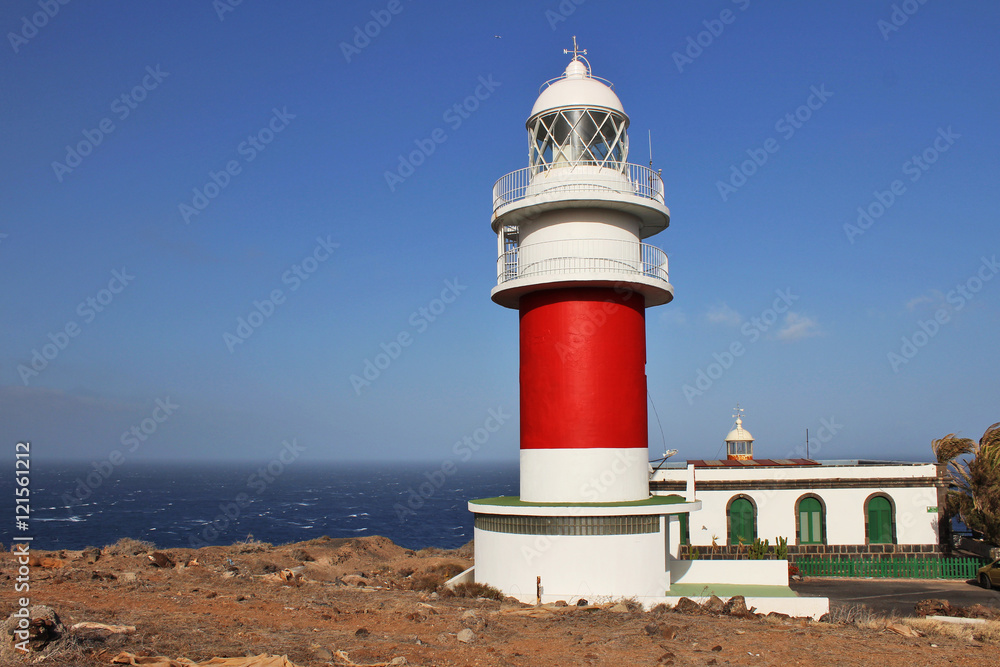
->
[1,460,519,552]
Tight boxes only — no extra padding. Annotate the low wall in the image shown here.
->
[681,544,946,561]
[669,559,788,587]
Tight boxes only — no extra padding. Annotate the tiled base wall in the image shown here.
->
[680,543,947,560]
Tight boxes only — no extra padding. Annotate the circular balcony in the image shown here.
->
[491,163,669,237]
[491,238,672,309]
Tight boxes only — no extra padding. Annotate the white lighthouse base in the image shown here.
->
[468,496,698,607]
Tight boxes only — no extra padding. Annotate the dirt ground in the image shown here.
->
[2,536,999,667]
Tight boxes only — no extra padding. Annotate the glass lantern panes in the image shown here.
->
[529,107,628,172]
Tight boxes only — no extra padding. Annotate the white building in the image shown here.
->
[651,413,946,560]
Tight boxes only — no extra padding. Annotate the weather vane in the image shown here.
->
[733,403,745,423]
[564,35,586,60]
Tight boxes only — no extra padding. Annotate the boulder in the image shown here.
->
[722,595,753,618]
[672,597,701,615]
[456,628,475,644]
[914,599,952,617]
[702,595,725,615]
[1,605,64,653]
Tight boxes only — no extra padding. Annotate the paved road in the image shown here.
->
[790,577,1000,616]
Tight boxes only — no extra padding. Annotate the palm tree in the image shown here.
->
[934,424,1000,546]
[932,433,975,545]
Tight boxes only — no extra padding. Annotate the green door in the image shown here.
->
[799,497,823,544]
[729,498,755,545]
[867,496,893,544]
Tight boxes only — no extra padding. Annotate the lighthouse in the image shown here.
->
[468,39,699,606]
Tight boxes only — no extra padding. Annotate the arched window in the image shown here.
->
[866,495,895,544]
[728,496,756,546]
[797,496,825,545]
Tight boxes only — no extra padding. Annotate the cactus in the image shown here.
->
[748,537,770,560]
[775,536,789,560]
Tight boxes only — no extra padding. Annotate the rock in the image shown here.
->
[461,610,478,620]
[456,628,475,644]
[672,597,701,614]
[389,658,407,665]
[711,645,722,651]
[576,598,589,606]
[609,603,629,613]
[341,574,369,587]
[644,623,677,640]
[81,547,101,564]
[554,600,568,606]
[887,622,922,638]
[313,647,334,661]
[766,611,790,621]
[964,604,998,620]
[707,659,718,666]
[119,572,138,583]
[355,628,370,638]
[703,595,725,614]
[429,592,439,600]
[147,552,174,568]
[723,595,752,618]
[914,599,952,617]
[1,604,64,653]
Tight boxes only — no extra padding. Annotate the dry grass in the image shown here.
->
[445,582,505,601]
[103,537,155,556]
[826,603,897,629]
[903,617,1000,644]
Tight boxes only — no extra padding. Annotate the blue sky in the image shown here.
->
[1,0,997,466]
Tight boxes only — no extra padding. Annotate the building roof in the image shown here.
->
[686,458,818,468]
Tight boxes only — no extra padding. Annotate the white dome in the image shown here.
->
[725,417,754,443]
[529,58,626,121]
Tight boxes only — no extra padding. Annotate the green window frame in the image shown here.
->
[798,497,824,545]
[866,495,894,544]
[728,497,755,546]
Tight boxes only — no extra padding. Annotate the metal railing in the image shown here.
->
[496,238,668,285]
[492,162,665,212]
[794,557,984,579]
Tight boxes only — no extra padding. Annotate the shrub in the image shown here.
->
[409,572,445,592]
[429,562,466,579]
[450,582,504,601]
[105,538,156,556]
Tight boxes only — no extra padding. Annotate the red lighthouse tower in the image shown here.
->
[469,40,696,606]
